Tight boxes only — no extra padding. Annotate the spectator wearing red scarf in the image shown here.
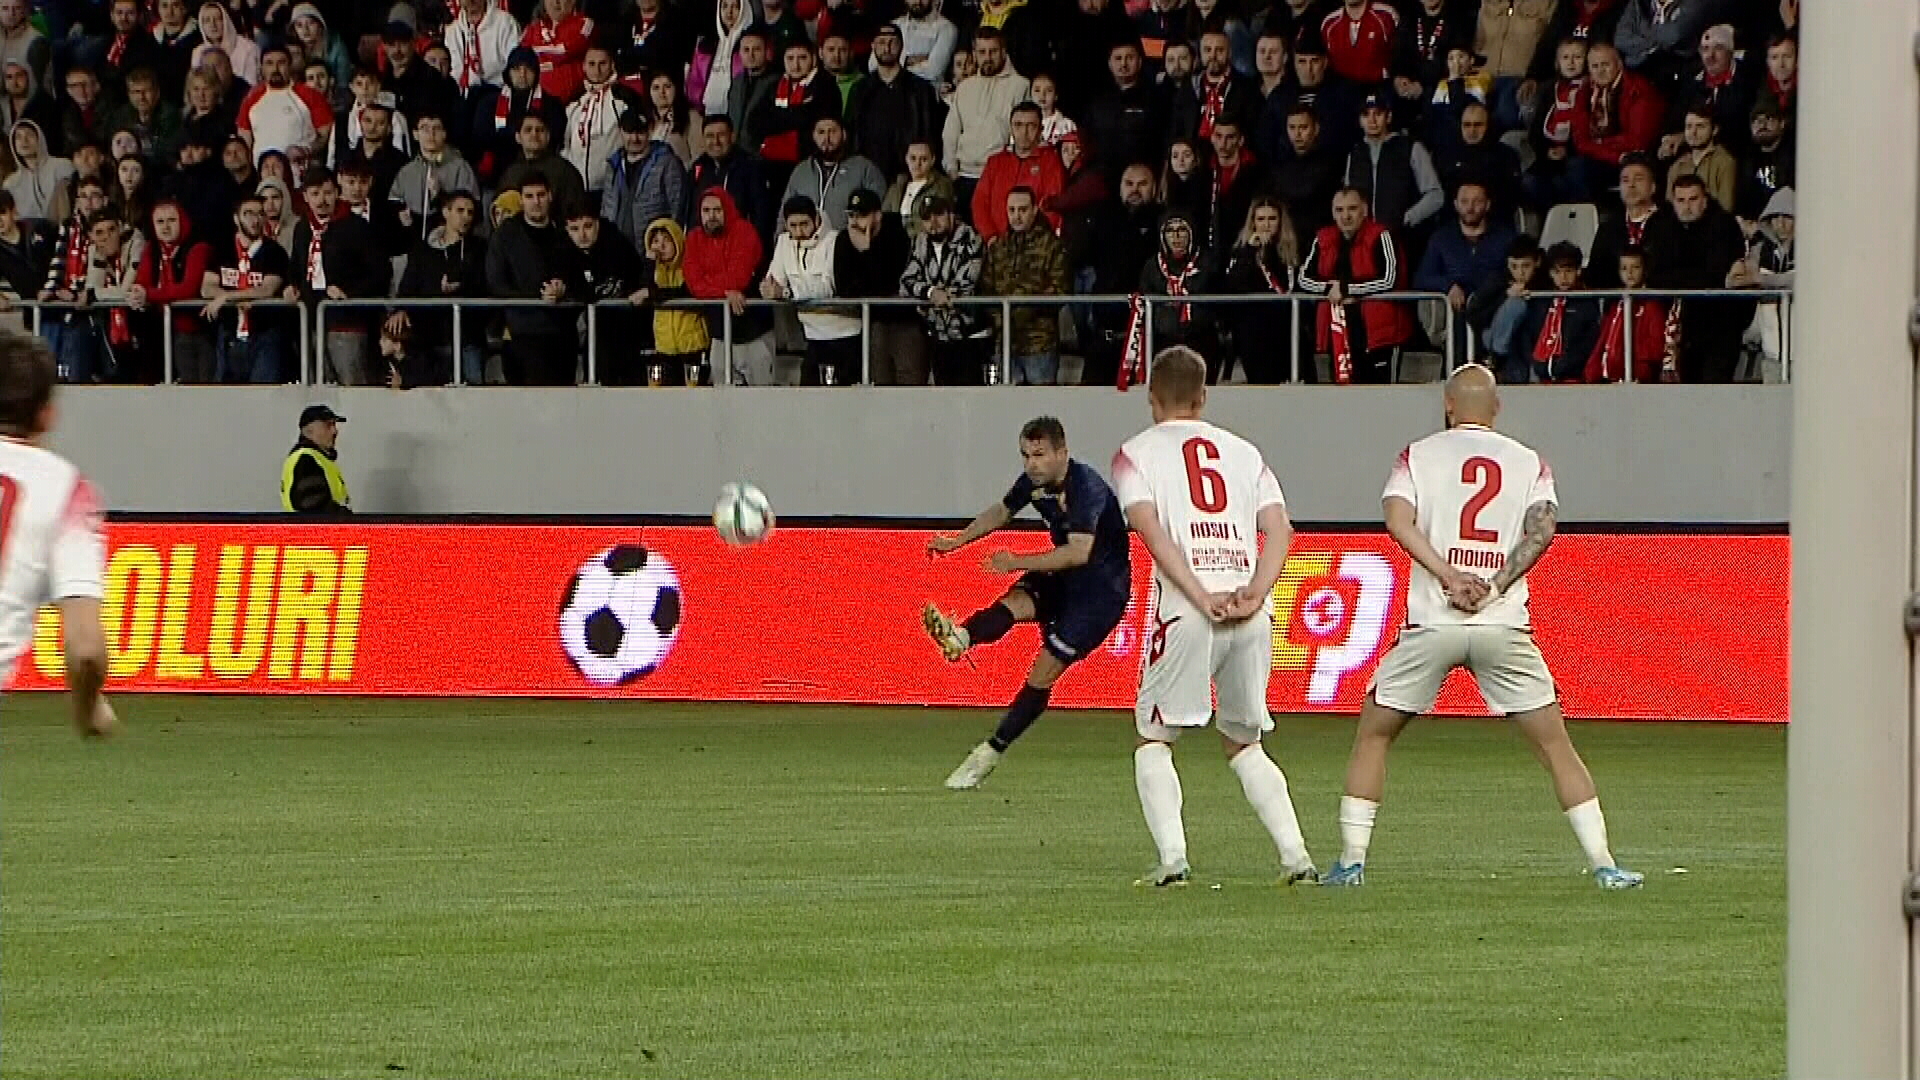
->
[1515,242,1601,383]
[1584,247,1666,383]
[131,198,214,381]
[749,41,839,195]
[1296,186,1412,385]
[1170,30,1258,147]
[1569,43,1661,168]
[1660,24,1755,154]
[1761,33,1795,116]
[100,0,162,96]
[521,0,595,102]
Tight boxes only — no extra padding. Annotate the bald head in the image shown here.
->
[1445,364,1499,427]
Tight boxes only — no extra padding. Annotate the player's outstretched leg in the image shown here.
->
[1223,734,1316,884]
[1513,702,1643,889]
[1324,694,1414,886]
[945,650,1064,790]
[1132,738,1189,886]
[923,590,1031,663]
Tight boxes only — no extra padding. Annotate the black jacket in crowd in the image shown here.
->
[844,68,945,182]
[1086,81,1169,179]
[485,214,578,340]
[833,214,915,324]
[395,227,489,347]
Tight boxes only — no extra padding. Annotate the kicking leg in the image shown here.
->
[1512,702,1642,888]
[923,588,1036,662]
[1325,693,1414,885]
[944,645,1064,791]
[1223,732,1316,883]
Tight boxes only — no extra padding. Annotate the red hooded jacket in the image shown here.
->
[1570,70,1663,167]
[684,187,765,298]
[134,200,213,339]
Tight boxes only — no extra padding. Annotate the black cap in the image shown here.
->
[383,19,415,43]
[873,22,902,40]
[1360,91,1391,112]
[300,404,346,426]
[618,108,650,134]
[918,193,955,219]
[846,188,882,216]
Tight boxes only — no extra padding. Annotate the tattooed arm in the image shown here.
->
[1489,500,1558,599]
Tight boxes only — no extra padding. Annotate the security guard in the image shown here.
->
[281,405,351,514]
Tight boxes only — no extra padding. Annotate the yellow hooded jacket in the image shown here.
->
[644,219,712,358]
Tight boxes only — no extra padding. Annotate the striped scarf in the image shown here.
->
[495,83,544,131]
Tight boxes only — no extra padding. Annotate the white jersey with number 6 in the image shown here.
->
[1113,419,1284,738]
[0,439,105,687]
[1382,423,1556,629]
[1111,419,1285,620]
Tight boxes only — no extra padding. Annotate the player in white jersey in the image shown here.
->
[0,330,115,736]
[1322,364,1639,889]
[1110,347,1316,888]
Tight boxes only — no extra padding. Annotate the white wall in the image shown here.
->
[56,385,1790,521]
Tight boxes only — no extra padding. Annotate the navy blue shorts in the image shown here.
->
[1013,572,1129,666]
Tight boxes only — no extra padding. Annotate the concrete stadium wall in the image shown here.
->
[54,385,1790,522]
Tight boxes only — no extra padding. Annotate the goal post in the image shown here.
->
[1788,2,1917,1076]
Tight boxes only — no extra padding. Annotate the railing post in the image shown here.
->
[451,301,463,386]
[861,300,872,385]
[1289,295,1301,383]
[1780,293,1792,384]
[1442,300,1456,376]
[999,298,1012,385]
[300,302,312,385]
[1622,294,1635,384]
[162,303,174,384]
[585,302,597,385]
[1143,299,1155,365]
[30,301,39,337]
[721,301,734,387]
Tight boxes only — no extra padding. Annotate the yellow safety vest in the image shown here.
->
[280,446,350,512]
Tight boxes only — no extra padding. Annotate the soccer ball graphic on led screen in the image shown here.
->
[558,544,683,685]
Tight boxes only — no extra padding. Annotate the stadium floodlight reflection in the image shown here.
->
[1788,2,1917,1076]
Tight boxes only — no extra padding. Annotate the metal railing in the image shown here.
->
[16,287,1794,387]
[27,298,311,383]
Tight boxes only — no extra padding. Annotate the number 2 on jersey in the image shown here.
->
[1459,456,1502,542]
[1182,438,1227,513]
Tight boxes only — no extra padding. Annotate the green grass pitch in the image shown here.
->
[1,696,1783,1079]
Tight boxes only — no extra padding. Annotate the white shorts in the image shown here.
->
[1135,608,1275,745]
[1368,624,1558,717]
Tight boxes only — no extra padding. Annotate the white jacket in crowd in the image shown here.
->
[564,83,628,193]
[942,69,1030,180]
[768,228,859,341]
[445,3,524,91]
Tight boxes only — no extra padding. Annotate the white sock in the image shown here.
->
[1134,742,1187,869]
[1565,797,1616,870]
[1229,746,1312,870]
[1338,795,1379,866]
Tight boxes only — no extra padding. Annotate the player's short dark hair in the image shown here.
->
[1148,346,1207,408]
[1019,416,1066,449]
[1010,101,1041,122]
[517,173,551,193]
[782,194,818,220]
[0,330,57,438]
[1671,172,1709,195]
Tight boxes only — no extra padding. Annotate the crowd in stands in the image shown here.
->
[0,0,1799,386]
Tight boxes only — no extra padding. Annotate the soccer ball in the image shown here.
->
[714,482,775,546]
[558,544,683,685]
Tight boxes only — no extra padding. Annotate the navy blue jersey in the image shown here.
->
[1001,460,1133,597]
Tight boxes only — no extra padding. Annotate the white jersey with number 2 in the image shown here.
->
[1111,419,1284,619]
[1382,423,1556,629]
[0,438,105,687]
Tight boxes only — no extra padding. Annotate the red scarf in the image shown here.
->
[1158,254,1198,321]
[1328,302,1351,384]
[1625,208,1652,245]
[232,236,255,338]
[59,220,88,289]
[1532,296,1567,363]
[1210,152,1247,225]
[1767,73,1793,108]
[762,74,814,163]
[1118,294,1148,390]
[108,32,131,68]
[458,10,488,90]
[574,80,614,152]
[1256,250,1286,294]
[94,246,133,345]
[1588,78,1617,137]
[1703,63,1734,91]
[496,83,544,131]
[1197,74,1229,139]
[306,209,335,288]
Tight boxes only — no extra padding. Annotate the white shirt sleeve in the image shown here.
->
[48,475,104,602]
[1382,445,1416,505]
[1255,464,1286,511]
[1526,455,1558,508]
[1111,447,1153,509]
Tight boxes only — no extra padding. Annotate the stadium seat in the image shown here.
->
[1541,203,1602,265]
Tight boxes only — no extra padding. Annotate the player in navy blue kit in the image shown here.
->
[924,417,1133,789]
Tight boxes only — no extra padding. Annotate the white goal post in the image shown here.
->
[1789,2,1917,1076]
